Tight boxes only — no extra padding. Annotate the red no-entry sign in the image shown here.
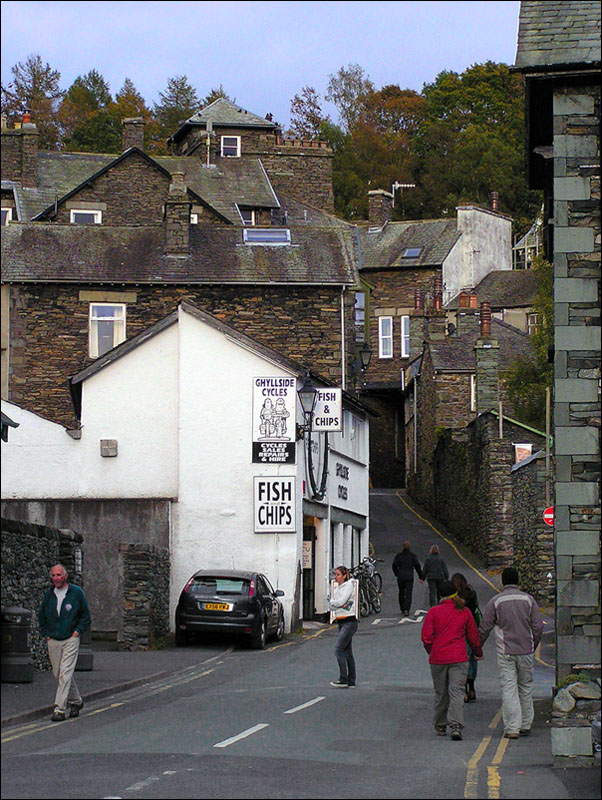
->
[543,506,554,526]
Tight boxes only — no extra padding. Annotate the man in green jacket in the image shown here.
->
[38,563,91,722]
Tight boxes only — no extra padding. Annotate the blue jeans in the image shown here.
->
[334,619,358,685]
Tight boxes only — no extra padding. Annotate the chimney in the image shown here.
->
[122,117,145,151]
[410,290,427,361]
[458,291,470,308]
[490,191,499,212]
[368,189,393,226]
[474,302,499,415]
[469,292,478,309]
[455,308,480,338]
[164,172,191,256]
[19,112,39,188]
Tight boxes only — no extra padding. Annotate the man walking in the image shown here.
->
[392,541,423,616]
[478,566,543,739]
[38,563,91,722]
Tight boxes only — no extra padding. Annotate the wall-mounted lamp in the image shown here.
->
[296,373,318,441]
[350,341,373,378]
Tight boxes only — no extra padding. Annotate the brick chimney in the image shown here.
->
[368,189,393,226]
[164,172,191,256]
[409,289,427,360]
[455,308,480,338]
[473,302,500,414]
[122,117,145,151]
[1,113,39,188]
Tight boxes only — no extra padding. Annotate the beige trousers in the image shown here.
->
[47,636,82,713]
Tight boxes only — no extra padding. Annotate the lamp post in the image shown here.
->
[296,374,328,501]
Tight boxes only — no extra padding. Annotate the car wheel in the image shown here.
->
[251,617,267,649]
[175,629,189,647]
[273,610,285,642]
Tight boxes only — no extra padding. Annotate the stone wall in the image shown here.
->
[119,543,170,650]
[1,517,83,669]
[552,81,601,682]
[6,282,348,428]
[511,451,555,605]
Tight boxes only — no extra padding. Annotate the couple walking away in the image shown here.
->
[392,541,449,616]
[421,567,543,741]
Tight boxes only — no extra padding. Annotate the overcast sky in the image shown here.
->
[1,1,521,128]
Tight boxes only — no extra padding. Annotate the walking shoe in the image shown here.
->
[519,729,531,736]
[450,726,463,741]
[347,682,356,688]
[435,725,447,736]
[69,701,84,718]
[51,709,66,722]
[330,679,348,688]
[504,732,519,739]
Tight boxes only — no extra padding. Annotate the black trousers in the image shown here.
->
[397,579,414,614]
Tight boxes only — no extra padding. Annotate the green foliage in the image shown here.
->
[325,63,374,132]
[557,672,591,689]
[501,256,553,430]
[200,84,232,108]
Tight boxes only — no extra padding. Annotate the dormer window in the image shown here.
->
[243,228,290,245]
[221,136,241,157]
[1,208,13,226]
[71,209,102,224]
[402,246,423,258]
[238,207,256,226]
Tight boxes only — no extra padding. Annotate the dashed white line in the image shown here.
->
[214,723,270,748]
[125,775,160,792]
[283,696,325,714]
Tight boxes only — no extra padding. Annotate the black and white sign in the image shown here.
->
[254,476,296,533]
[312,388,342,432]
[252,377,296,464]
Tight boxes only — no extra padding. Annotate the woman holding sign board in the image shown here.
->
[328,566,359,688]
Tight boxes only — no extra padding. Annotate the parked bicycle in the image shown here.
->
[350,558,382,616]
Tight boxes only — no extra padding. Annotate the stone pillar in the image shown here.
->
[368,189,393,226]
[474,303,499,414]
[164,172,191,256]
[455,308,480,338]
[122,117,145,151]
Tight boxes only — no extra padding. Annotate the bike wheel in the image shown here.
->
[373,572,383,593]
[359,585,371,617]
[368,582,381,613]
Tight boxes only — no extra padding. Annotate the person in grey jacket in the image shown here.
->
[478,567,543,739]
[422,544,449,607]
[328,565,358,688]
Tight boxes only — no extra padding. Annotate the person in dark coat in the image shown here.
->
[422,544,449,607]
[452,572,480,703]
[392,540,423,616]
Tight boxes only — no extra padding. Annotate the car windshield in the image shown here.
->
[189,577,250,596]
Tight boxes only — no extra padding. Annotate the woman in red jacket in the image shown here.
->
[421,579,483,740]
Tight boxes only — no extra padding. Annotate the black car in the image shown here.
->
[175,570,285,649]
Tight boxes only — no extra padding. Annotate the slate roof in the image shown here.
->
[515,1,601,70]
[357,219,460,271]
[446,270,539,310]
[169,98,276,143]
[428,318,533,372]
[1,223,359,285]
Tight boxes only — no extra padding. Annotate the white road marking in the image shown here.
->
[214,723,270,748]
[283,696,325,714]
[372,618,382,625]
[398,615,424,624]
[125,775,160,791]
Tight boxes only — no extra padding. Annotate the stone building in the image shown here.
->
[515,0,601,683]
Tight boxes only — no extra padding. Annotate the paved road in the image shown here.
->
[1,490,597,799]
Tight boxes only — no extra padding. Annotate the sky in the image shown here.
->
[1,1,521,128]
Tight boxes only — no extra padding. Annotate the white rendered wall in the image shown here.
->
[171,308,303,629]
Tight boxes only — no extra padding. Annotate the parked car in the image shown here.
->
[175,570,285,649]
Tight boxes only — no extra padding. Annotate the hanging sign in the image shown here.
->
[254,476,296,533]
[252,377,296,464]
[312,388,342,432]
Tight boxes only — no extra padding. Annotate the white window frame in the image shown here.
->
[221,135,241,157]
[190,212,199,224]
[70,209,102,224]
[527,312,540,335]
[378,316,393,359]
[1,207,13,226]
[238,207,256,226]
[400,315,410,358]
[470,374,476,412]
[89,302,126,358]
[243,228,290,245]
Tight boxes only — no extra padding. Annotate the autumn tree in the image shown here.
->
[58,69,112,150]
[288,86,329,138]
[1,54,63,148]
[325,63,374,132]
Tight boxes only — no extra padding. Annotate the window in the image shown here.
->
[401,246,423,258]
[238,207,256,226]
[470,374,476,412]
[243,228,290,245]
[527,312,540,335]
[400,315,410,358]
[71,209,102,224]
[378,316,393,358]
[1,208,13,226]
[89,303,126,358]
[221,135,241,157]
[354,292,366,343]
[190,213,199,224]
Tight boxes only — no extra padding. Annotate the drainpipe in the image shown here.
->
[340,286,346,391]
[545,386,551,505]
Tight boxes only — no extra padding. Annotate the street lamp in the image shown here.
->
[296,373,328,501]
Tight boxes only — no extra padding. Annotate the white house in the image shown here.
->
[1,301,370,636]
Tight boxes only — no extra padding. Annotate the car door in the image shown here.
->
[258,575,277,632]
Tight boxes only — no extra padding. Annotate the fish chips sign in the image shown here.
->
[252,377,296,464]
[254,477,296,533]
[312,388,342,432]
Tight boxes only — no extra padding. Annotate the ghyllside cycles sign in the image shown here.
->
[252,377,296,464]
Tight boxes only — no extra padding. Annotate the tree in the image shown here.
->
[1,53,63,148]
[325,63,374,132]
[200,84,232,108]
[58,69,112,149]
[288,86,329,139]
[502,256,553,430]
[153,75,199,133]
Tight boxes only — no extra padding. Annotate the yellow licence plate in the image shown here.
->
[203,602,230,611]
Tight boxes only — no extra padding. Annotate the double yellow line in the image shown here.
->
[465,710,508,798]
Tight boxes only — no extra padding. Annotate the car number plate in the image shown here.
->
[203,602,230,611]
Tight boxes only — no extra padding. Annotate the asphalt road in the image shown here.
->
[1,490,598,799]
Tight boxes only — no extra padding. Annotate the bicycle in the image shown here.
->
[360,556,383,594]
[350,560,382,616]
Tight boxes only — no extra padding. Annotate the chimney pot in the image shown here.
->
[459,291,469,308]
[414,288,425,311]
[480,302,492,337]
[469,292,478,309]
[432,276,443,310]
[490,191,499,212]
